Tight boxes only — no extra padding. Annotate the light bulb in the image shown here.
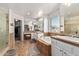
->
[64,0,72,6]
[38,10,43,17]
[64,2,71,6]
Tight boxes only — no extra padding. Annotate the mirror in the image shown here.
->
[24,17,44,32]
[64,3,79,34]
[33,18,44,32]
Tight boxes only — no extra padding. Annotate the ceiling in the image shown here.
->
[63,3,79,18]
[0,3,79,21]
[0,3,59,19]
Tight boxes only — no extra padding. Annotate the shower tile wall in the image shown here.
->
[0,10,8,53]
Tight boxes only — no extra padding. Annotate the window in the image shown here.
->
[50,16,60,32]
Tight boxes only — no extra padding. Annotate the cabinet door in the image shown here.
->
[51,43,56,56]
[55,47,63,56]
[51,39,63,56]
[56,39,73,54]
[51,39,58,48]
[73,46,79,56]
[56,40,63,49]
[52,46,63,56]
[62,42,73,54]
[51,39,57,55]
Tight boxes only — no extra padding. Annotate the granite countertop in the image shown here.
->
[51,36,79,47]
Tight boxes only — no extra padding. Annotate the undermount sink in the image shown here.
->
[72,37,79,41]
[63,36,79,42]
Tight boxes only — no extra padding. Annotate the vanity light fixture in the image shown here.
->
[39,18,43,21]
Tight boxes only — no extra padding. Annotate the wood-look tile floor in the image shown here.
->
[15,40,41,56]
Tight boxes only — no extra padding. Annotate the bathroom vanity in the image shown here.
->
[51,36,79,56]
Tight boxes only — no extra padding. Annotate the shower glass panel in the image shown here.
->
[0,11,8,53]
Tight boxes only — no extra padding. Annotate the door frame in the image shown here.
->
[14,19,22,41]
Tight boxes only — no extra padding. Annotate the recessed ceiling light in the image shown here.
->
[15,19,18,21]
[64,0,72,6]
[38,10,43,17]
[64,3,71,6]
[26,12,30,16]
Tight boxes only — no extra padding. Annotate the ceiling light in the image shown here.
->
[26,12,30,16]
[38,10,43,17]
[64,0,72,6]
[15,19,18,21]
[64,2,71,6]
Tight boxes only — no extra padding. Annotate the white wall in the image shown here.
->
[65,16,79,24]
[44,17,48,32]
[9,9,24,41]
[60,16,64,32]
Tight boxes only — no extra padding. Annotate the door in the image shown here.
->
[14,19,22,41]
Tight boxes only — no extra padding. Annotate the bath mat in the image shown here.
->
[4,49,16,56]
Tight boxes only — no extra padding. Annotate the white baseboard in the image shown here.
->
[0,47,9,56]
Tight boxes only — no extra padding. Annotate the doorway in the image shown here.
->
[14,19,22,41]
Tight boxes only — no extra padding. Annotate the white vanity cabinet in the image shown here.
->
[73,45,79,56]
[62,50,74,56]
[51,39,63,56]
[62,51,71,56]
[51,38,74,56]
[61,42,73,54]
[53,46,63,56]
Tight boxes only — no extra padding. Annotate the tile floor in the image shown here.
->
[4,40,42,56]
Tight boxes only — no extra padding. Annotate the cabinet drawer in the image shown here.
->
[56,40,73,54]
[62,42,73,54]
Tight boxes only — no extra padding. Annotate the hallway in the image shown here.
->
[4,40,41,56]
